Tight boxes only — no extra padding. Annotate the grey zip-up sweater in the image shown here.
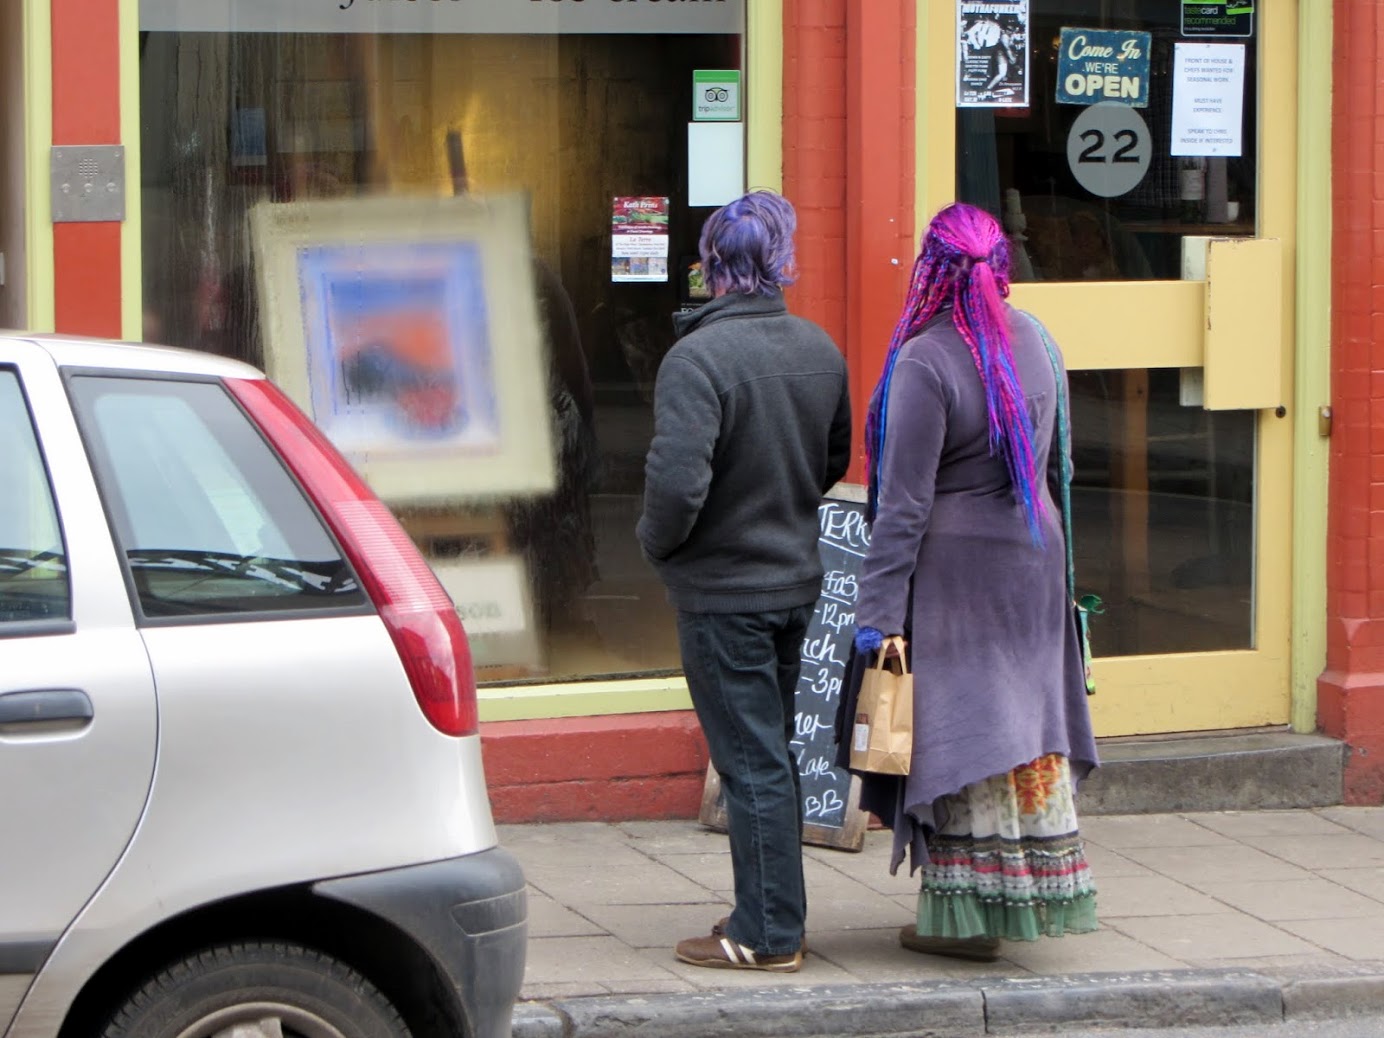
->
[637,291,851,612]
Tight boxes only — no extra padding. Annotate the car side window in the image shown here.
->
[68,376,367,620]
[0,368,70,626]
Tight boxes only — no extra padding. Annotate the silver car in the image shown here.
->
[0,335,526,1038]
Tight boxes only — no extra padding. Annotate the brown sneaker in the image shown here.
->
[676,929,803,972]
[898,925,1000,962]
[713,916,809,955]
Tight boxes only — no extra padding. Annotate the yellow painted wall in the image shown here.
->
[20,0,53,332]
[1291,2,1332,732]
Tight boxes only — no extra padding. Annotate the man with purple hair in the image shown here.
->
[638,189,851,972]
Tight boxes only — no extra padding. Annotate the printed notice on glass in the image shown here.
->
[611,197,669,283]
[957,1,1030,108]
[1170,42,1246,157]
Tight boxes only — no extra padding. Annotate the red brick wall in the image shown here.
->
[481,714,709,823]
[1319,0,1384,804]
[784,0,914,481]
[783,1,849,357]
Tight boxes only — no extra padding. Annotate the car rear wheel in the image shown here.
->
[100,942,410,1038]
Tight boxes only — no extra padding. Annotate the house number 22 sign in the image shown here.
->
[1066,100,1152,198]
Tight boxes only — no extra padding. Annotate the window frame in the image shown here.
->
[0,364,76,639]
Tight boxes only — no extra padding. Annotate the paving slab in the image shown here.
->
[1196,877,1384,921]
[500,822,654,865]
[1091,874,1233,917]
[524,862,717,906]
[1278,915,1384,961]
[650,852,735,891]
[808,854,922,898]
[630,947,860,991]
[1078,813,1237,848]
[803,926,1031,983]
[1104,912,1321,960]
[1243,832,1384,869]
[578,902,733,949]
[1317,806,1384,840]
[997,928,1185,975]
[613,821,732,855]
[1079,841,1156,878]
[524,935,687,988]
[1318,866,1384,902]
[1114,841,1313,886]
[527,889,608,938]
[797,884,919,932]
[1185,808,1359,838]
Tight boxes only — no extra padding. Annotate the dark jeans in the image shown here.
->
[676,605,812,956]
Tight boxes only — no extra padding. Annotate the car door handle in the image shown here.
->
[0,689,94,726]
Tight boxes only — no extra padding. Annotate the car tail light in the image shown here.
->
[227,377,478,737]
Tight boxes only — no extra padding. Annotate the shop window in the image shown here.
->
[956,0,1258,281]
[139,9,744,682]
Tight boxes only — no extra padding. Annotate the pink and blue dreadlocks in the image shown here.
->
[864,203,1046,545]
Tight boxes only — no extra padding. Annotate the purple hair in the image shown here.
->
[864,203,1046,544]
[698,190,798,298]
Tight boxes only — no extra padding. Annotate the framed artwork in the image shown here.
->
[251,193,555,503]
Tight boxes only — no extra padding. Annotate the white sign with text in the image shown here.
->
[1170,42,1246,157]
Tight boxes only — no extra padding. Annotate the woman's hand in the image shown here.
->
[854,626,884,653]
[855,626,907,658]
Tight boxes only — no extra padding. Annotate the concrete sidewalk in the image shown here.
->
[502,807,1384,1035]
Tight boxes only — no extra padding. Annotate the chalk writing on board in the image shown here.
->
[699,490,872,850]
[789,498,872,830]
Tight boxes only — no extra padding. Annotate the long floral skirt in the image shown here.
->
[917,753,1097,942]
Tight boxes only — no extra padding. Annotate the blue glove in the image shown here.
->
[854,626,884,653]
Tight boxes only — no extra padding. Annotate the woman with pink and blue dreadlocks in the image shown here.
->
[846,203,1099,962]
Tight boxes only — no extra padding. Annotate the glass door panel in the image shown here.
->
[957,1,1260,283]
[921,0,1297,736]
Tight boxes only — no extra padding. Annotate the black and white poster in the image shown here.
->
[957,1,1030,108]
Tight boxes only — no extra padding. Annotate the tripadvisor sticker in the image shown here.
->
[1057,28,1151,108]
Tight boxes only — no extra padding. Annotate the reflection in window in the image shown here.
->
[141,27,742,680]
[70,378,366,619]
[1069,369,1254,656]
[0,371,69,624]
[958,0,1258,282]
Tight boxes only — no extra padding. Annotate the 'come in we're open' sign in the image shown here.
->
[1056,28,1151,108]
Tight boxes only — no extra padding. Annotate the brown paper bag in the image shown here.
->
[848,638,913,776]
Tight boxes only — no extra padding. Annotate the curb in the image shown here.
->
[510,965,1384,1038]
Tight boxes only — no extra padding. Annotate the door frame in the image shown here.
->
[914,0,1314,737]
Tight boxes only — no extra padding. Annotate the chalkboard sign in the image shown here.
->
[699,487,871,851]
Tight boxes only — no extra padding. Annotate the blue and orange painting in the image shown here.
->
[297,241,499,457]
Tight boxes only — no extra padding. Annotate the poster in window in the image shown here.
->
[250,193,556,503]
[957,1,1030,109]
[611,197,670,283]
